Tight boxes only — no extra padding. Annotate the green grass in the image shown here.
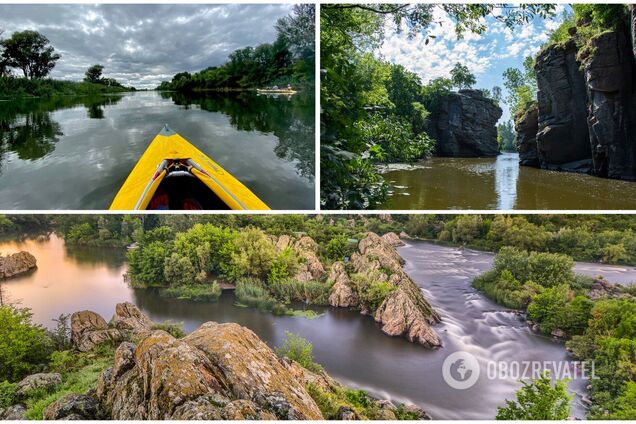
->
[151,321,186,338]
[159,283,222,302]
[24,345,115,419]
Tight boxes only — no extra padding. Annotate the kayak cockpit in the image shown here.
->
[147,160,231,210]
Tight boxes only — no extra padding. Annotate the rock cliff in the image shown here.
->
[431,89,502,157]
[0,251,37,279]
[517,14,636,180]
[328,232,442,347]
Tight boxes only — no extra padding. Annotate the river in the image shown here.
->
[378,153,636,210]
[0,91,314,210]
[4,235,636,419]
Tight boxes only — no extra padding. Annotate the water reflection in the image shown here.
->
[164,91,315,179]
[495,152,519,209]
[0,96,123,166]
[0,91,314,209]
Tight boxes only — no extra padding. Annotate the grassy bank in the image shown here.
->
[0,77,131,100]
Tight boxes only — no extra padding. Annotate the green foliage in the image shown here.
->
[497,120,516,152]
[235,278,285,314]
[48,313,72,351]
[351,271,396,312]
[172,223,237,278]
[127,241,169,287]
[230,227,277,280]
[503,58,537,117]
[325,235,354,261]
[450,62,476,89]
[0,381,17,409]
[151,321,186,339]
[0,305,52,382]
[84,64,103,83]
[163,252,197,286]
[160,282,222,302]
[275,331,322,372]
[25,347,114,419]
[48,350,75,374]
[269,247,302,283]
[159,5,314,91]
[496,372,571,420]
[1,30,60,79]
[269,278,331,305]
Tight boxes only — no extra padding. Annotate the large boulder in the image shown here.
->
[183,322,323,419]
[432,89,502,157]
[292,236,325,282]
[381,232,404,247]
[535,39,592,171]
[374,272,442,347]
[110,302,154,335]
[0,404,27,420]
[16,373,62,397]
[515,105,540,167]
[71,310,124,352]
[582,29,636,180]
[43,394,101,420]
[0,251,36,279]
[98,324,323,420]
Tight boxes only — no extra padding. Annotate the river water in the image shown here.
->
[379,153,636,210]
[0,91,314,210]
[4,236,636,419]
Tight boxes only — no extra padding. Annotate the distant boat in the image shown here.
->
[110,125,269,211]
[256,85,297,94]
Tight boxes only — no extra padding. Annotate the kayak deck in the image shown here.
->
[109,125,269,210]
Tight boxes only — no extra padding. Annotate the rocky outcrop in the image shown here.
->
[43,394,101,420]
[97,324,323,420]
[381,232,404,247]
[275,235,325,283]
[535,39,592,172]
[432,89,502,157]
[110,302,153,335]
[71,310,125,352]
[515,105,540,167]
[0,251,37,279]
[0,404,26,420]
[16,373,62,397]
[71,303,153,352]
[327,262,359,308]
[328,232,442,347]
[581,29,636,180]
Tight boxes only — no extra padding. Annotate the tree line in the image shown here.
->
[158,5,315,92]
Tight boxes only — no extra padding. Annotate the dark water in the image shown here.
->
[379,153,636,210]
[0,91,314,209]
[5,236,636,418]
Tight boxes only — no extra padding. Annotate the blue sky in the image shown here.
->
[378,5,569,122]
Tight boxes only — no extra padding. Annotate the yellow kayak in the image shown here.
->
[109,125,269,210]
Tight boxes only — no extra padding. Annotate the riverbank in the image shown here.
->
[0,77,132,100]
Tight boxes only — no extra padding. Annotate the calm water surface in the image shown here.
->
[379,153,636,210]
[4,236,636,418]
[0,91,314,209]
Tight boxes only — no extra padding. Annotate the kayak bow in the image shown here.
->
[109,125,269,210]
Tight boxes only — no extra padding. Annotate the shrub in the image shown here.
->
[49,314,72,351]
[496,372,571,420]
[48,350,76,374]
[269,247,301,283]
[235,278,283,313]
[275,331,322,373]
[151,321,186,338]
[0,306,52,382]
[325,235,352,261]
[163,253,197,286]
[0,380,17,409]
[230,228,277,280]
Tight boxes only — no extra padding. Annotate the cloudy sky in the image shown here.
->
[0,4,293,89]
[379,5,569,122]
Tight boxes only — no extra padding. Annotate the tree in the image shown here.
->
[496,372,572,420]
[0,305,52,381]
[84,64,104,83]
[450,62,476,89]
[1,30,60,79]
[276,4,315,59]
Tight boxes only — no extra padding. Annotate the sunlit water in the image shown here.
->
[379,152,636,210]
[4,236,635,418]
[0,91,314,209]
